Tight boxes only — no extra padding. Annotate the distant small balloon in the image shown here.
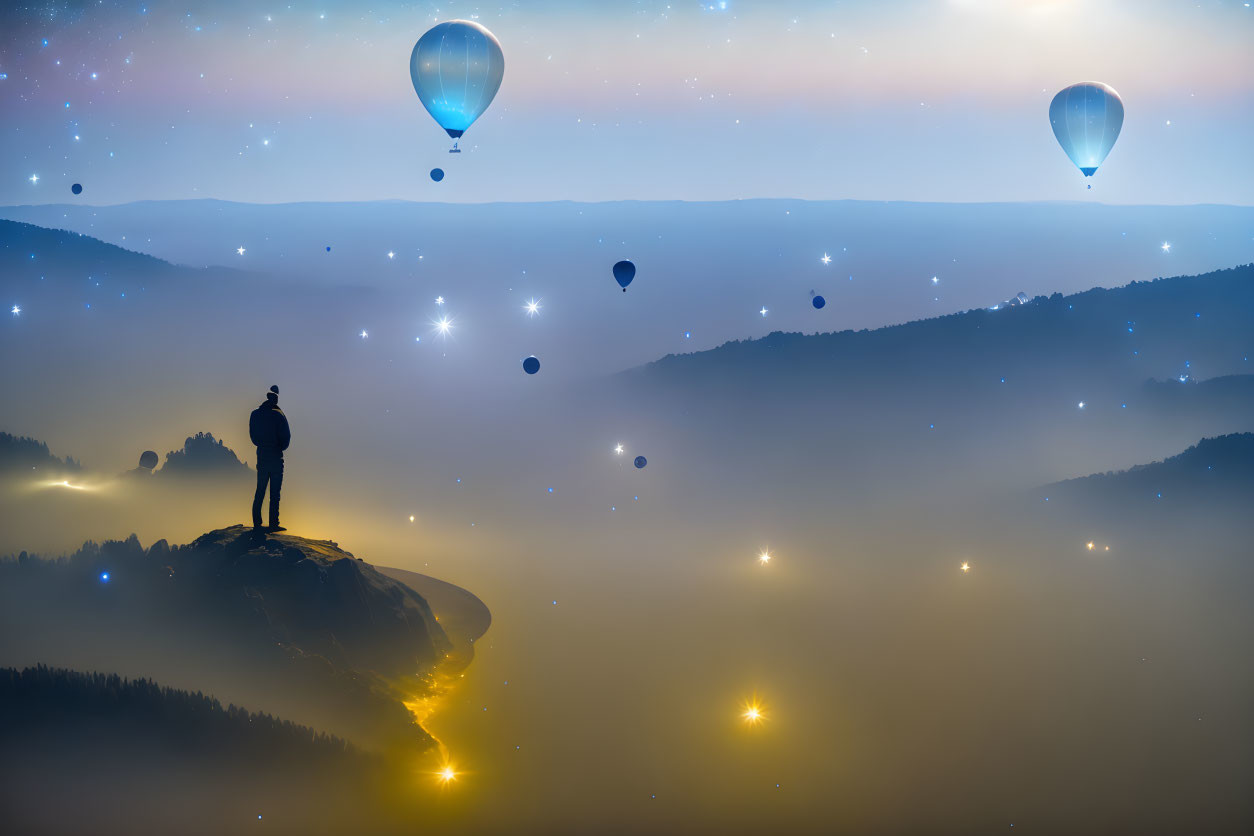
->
[812,295,826,309]
[139,450,158,470]
[71,183,82,195]
[634,456,647,469]
[613,260,635,292]
[430,168,445,182]
[522,356,540,375]
[325,246,331,252]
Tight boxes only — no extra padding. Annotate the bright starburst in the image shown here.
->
[1161,242,1171,253]
[435,765,457,786]
[433,316,453,337]
[961,561,970,573]
[760,306,768,317]
[10,305,19,316]
[1078,402,1085,409]
[435,296,445,306]
[741,697,766,726]
[931,275,939,285]
[29,174,39,184]
[236,246,246,255]
[524,298,542,317]
[1086,541,1095,551]
[820,253,832,265]
[758,550,771,565]
[614,443,624,455]
[359,330,368,339]
[387,251,395,259]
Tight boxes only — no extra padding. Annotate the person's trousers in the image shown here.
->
[253,460,284,527]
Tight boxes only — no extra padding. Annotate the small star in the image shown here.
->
[759,306,768,317]
[435,296,445,305]
[387,251,395,259]
[28,174,39,184]
[614,443,624,455]
[820,253,832,265]
[758,551,771,565]
[524,298,541,317]
[360,330,368,339]
[931,276,939,285]
[1161,242,1171,253]
[236,246,246,255]
[10,305,20,315]
[961,562,970,573]
[1078,401,1085,409]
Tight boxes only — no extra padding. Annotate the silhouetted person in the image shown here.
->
[249,385,291,532]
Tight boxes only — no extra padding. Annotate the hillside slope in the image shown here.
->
[0,526,454,755]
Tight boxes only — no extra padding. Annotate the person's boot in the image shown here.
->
[267,523,287,532]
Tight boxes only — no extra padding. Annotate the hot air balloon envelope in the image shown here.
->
[1049,82,1123,177]
[634,456,647,469]
[522,356,540,375]
[613,260,635,291]
[410,21,504,139]
[139,450,158,470]
[812,295,826,309]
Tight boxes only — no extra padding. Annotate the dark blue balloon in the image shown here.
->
[633,455,647,469]
[71,183,82,195]
[522,356,540,375]
[431,168,445,182]
[325,246,331,252]
[613,260,635,292]
[812,295,826,309]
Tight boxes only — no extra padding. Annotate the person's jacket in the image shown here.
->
[249,401,291,459]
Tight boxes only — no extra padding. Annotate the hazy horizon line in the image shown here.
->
[5,197,1254,211]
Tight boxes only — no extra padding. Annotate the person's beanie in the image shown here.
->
[267,384,279,402]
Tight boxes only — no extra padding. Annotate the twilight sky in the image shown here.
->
[1,0,1251,206]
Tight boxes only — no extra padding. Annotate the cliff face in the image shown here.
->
[0,526,457,755]
[183,526,452,675]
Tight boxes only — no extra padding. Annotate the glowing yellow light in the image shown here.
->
[960,561,970,573]
[44,479,89,491]
[741,696,767,726]
[436,765,457,785]
[1086,541,1095,551]
[758,551,771,565]
[409,515,415,523]
[1104,546,1110,552]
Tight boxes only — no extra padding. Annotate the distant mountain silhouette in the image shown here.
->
[605,265,1254,503]
[0,665,407,836]
[157,431,249,476]
[1037,433,1254,516]
[638,264,1253,388]
[0,431,80,474]
[0,218,176,275]
[0,526,458,757]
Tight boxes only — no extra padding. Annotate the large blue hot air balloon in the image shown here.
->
[410,20,504,152]
[1049,82,1124,178]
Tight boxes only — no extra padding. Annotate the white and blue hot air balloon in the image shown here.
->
[1049,82,1124,179]
[410,20,504,153]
